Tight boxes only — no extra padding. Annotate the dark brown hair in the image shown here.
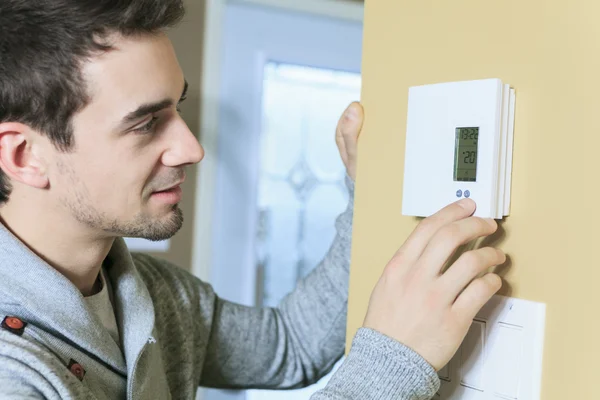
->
[0,0,185,204]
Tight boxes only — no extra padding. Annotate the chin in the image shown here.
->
[116,206,184,241]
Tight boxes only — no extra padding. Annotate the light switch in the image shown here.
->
[488,323,524,399]
[460,320,486,391]
[435,296,545,400]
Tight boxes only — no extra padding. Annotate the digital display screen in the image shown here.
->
[454,127,479,182]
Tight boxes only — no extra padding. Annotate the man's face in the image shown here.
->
[47,33,203,241]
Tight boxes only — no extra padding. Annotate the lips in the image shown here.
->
[150,185,183,205]
[154,178,185,194]
[154,185,180,194]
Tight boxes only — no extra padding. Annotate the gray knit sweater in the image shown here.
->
[0,182,440,399]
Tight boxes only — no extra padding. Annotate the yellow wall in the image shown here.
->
[347,0,600,398]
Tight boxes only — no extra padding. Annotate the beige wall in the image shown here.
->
[347,0,600,398]
[142,0,206,270]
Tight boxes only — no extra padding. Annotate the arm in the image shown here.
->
[0,370,47,400]
[309,199,505,400]
[310,328,439,400]
[201,103,504,397]
[200,176,354,389]
[200,103,364,389]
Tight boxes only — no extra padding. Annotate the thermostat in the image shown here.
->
[401,79,515,219]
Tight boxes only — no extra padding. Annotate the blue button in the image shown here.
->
[464,190,471,198]
[456,190,463,198]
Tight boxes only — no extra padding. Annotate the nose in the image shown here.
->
[161,118,204,167]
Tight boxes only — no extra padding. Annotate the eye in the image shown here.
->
[134,116,159,133]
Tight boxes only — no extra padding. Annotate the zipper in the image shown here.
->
[126,343,148,400]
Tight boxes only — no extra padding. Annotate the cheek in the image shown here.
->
[89,165,147,203]
[97,157,159,204]
[53,155,126,205]
[69,137,161,201]
[79,146,133,186]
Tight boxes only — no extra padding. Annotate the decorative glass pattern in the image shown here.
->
[255,62,361,307]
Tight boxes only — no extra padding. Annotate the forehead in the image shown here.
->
[79,33,184,120]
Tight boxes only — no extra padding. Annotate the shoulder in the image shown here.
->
[130,252,217,307]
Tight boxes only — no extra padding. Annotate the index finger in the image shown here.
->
[393,198,477,264]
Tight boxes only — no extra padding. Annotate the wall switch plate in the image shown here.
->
[437,295,546,400]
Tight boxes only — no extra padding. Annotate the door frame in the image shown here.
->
[190,0,364,281]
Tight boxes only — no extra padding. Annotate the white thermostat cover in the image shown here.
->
[402,79,515,219]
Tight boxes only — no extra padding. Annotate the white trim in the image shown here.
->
[191,0,363,280]
[192,2,362,399]
[228,0,364,22]
[190,0,226,282]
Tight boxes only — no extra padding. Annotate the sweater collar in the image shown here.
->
[0,222,156,374]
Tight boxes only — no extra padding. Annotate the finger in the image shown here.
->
[340,102,363,160]
[335,104,354,165]
[335,133,348,166]
[440,247,506,302]
[418,216,498,276]
[335,102,363,178]
[452,273,502,321]
[393,198,477,265]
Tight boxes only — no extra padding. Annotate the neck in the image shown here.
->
[0,195,114,296]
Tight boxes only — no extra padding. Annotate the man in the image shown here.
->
[0,1,505,399]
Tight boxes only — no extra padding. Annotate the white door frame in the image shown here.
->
[190,0,364,281]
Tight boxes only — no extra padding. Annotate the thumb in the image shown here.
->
[337,102,364,160]
[339,102,364,138]
[336,102,364,181]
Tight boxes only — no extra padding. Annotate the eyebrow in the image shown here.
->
[121,80,189,125]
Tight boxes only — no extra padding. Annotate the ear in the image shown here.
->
[0,123,49,189]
